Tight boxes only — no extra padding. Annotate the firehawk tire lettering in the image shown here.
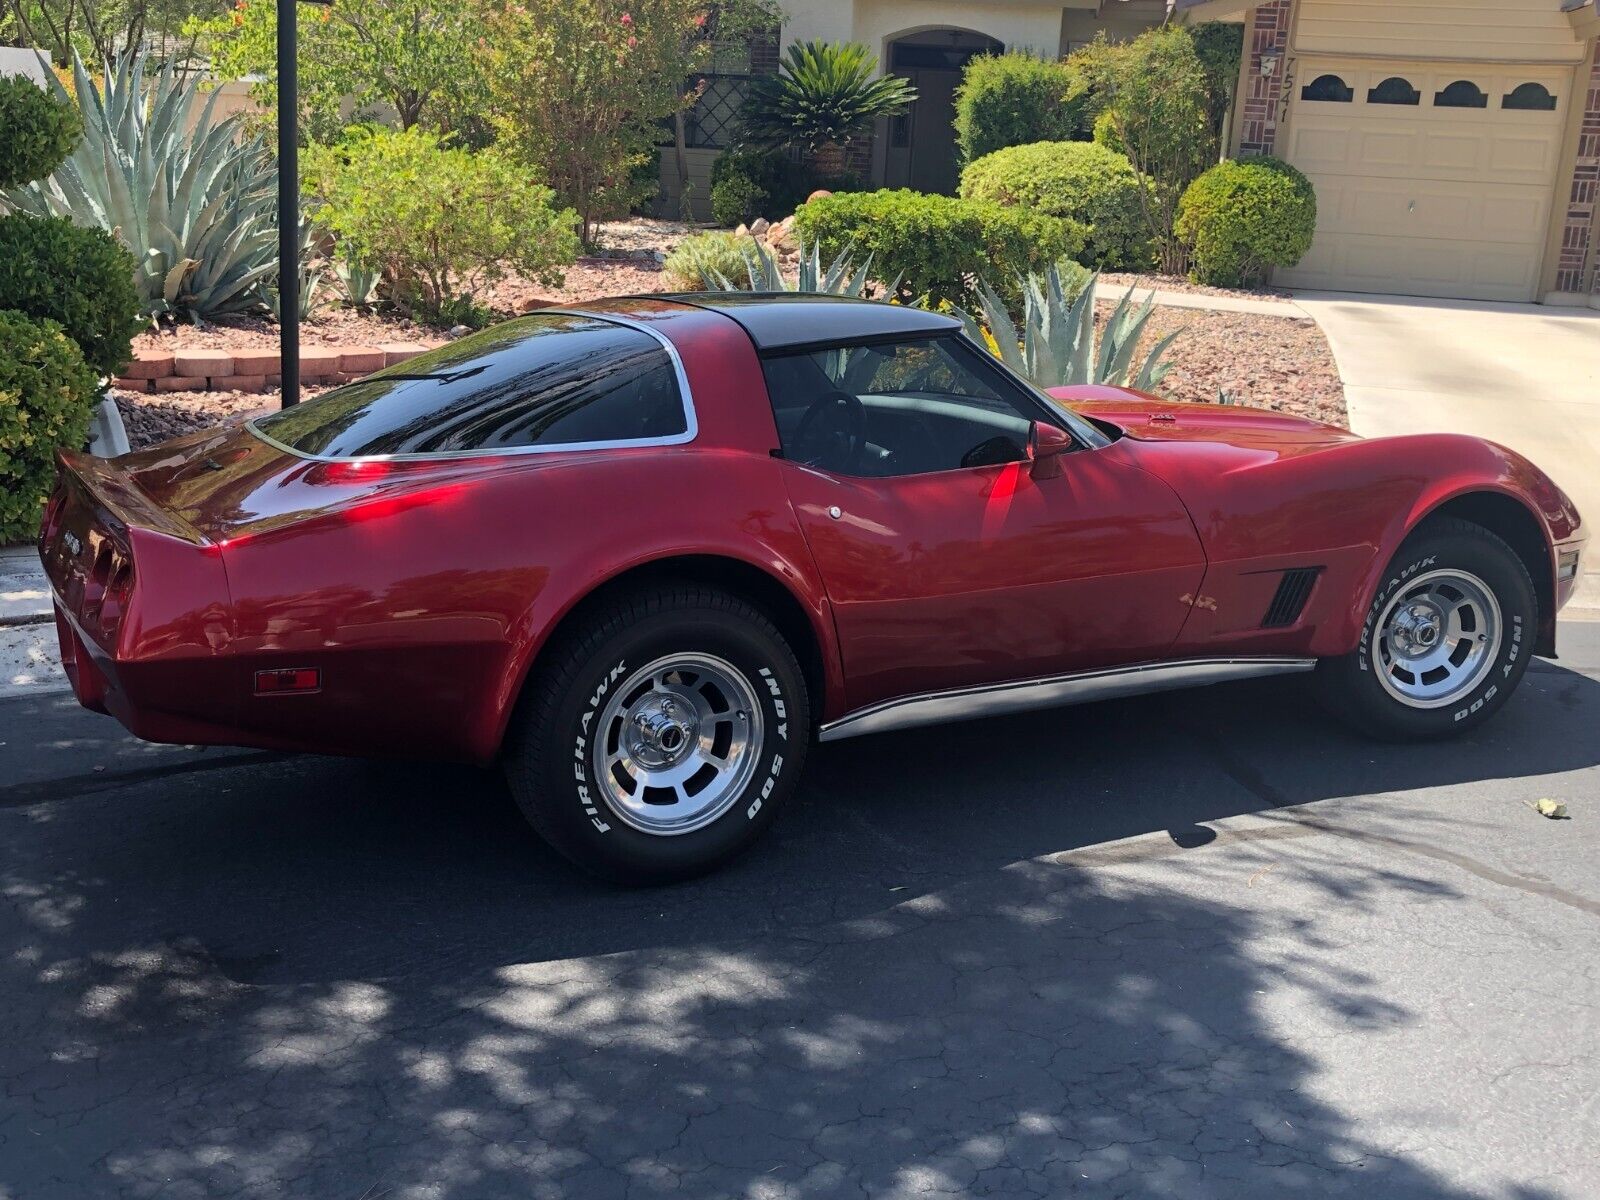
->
[573,659,625,834]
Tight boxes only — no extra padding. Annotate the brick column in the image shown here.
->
[1238,1,1295,157]
[1555,42,1600,295]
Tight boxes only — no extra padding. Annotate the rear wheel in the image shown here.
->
[504,584,810,883]
[1317,517,1537,740]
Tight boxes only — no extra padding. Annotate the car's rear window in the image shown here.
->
[251,313,690,458]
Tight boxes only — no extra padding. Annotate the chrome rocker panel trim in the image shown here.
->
[817,657,1318,743]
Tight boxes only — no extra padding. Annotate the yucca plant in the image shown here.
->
[744,41,917,161]
[2,52,287,319]
[958,263,1181,392]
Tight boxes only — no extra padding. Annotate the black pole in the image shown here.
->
[277,0,299,407]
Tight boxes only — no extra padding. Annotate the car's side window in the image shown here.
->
[762,335,1046,478]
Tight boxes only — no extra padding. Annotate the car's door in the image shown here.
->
[764,336,1207,714]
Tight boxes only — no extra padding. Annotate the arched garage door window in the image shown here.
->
[1300,74,1353,102]
[1435,80,1488,109]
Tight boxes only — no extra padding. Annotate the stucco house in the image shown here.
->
[667,0,1600,307]
[660,1,1167,215]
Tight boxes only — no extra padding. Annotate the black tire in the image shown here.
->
[1317,517,1537,741]
[503,584,811,884]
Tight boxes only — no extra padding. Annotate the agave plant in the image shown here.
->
[744,41,917,156]
[958,263,1181,392]
[3,52,287,319]
[701,237,894,297]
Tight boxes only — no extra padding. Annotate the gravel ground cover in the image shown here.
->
[114,219,1347,444]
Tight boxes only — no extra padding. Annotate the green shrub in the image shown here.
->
[794,188,1083,309]
[0,310,99,542]
[0,73,81,190]
[303,126,580,323]
[960,141,1152,270]
[1176,156,1317,287]
[954,52,1084,165]
[662,231,756,291]
[0,213,143,377]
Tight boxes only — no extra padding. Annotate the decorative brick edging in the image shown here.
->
[112,341,437,395]
[1555,41,1600,295]
[1239,0,1295,158]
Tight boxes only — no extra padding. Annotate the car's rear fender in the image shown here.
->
[487,457,842,763]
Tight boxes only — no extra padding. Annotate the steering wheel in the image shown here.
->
[791,390,866,474]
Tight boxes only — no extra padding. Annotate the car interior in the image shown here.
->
[761,335,1042,478]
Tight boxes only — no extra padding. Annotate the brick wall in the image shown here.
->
[1238,1,1295,157]
[1554,41,1600,295]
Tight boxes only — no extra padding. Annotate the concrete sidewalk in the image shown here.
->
[1,545,65,696]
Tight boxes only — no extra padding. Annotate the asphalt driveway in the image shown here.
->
[0,623,1597,1198]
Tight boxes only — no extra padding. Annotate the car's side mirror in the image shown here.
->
[1027,420,1075,479]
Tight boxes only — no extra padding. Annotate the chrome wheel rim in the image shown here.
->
[1372,569,1501,709]
[591,653,763,836]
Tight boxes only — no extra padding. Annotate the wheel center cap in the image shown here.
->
[629,695,697,767]
[1391,603,1442,654]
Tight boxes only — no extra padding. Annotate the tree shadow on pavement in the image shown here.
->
[1,661,1595,1197]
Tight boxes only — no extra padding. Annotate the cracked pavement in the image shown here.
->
[1,626,1598,1198]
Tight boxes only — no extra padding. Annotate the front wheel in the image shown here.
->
[1317,517,1537,740]
[503,585,810,883]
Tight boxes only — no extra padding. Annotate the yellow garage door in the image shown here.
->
[1276,60,1571,301]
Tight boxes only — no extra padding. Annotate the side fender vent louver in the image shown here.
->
[1262,568,1321,628]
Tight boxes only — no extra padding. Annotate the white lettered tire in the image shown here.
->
[1317,517,1537,741]
[504,584,810,883]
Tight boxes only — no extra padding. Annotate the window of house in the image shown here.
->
[1435,80,1488,109]
[1301,74,1353,102]
[684,39,760,150]
[1503,82,1558,111]
[1368,77,1421,105]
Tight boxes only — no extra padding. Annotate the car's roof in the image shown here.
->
[644,292,964,351]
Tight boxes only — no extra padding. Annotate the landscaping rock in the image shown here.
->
[805,189,833,204]
[519,297,558,312]
[750,217,770,237]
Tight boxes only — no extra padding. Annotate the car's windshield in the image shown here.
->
[251,313,689,458]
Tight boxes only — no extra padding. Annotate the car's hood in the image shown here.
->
[1051,386,1359,452]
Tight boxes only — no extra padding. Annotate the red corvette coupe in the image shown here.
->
[41,295,1587,880]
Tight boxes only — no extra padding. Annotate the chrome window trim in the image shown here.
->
[818,656,1317,742]
[244,309,699,463]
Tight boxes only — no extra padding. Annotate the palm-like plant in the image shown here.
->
[743,41,917,157]
[958,263,1181,392]
[3,52,287,319]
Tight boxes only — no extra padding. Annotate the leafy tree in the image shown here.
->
[3,0,216,66]
[743,40,916,167]
[1069,27,1215,274]
[186,0,485,142]
[476,0,776,246]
